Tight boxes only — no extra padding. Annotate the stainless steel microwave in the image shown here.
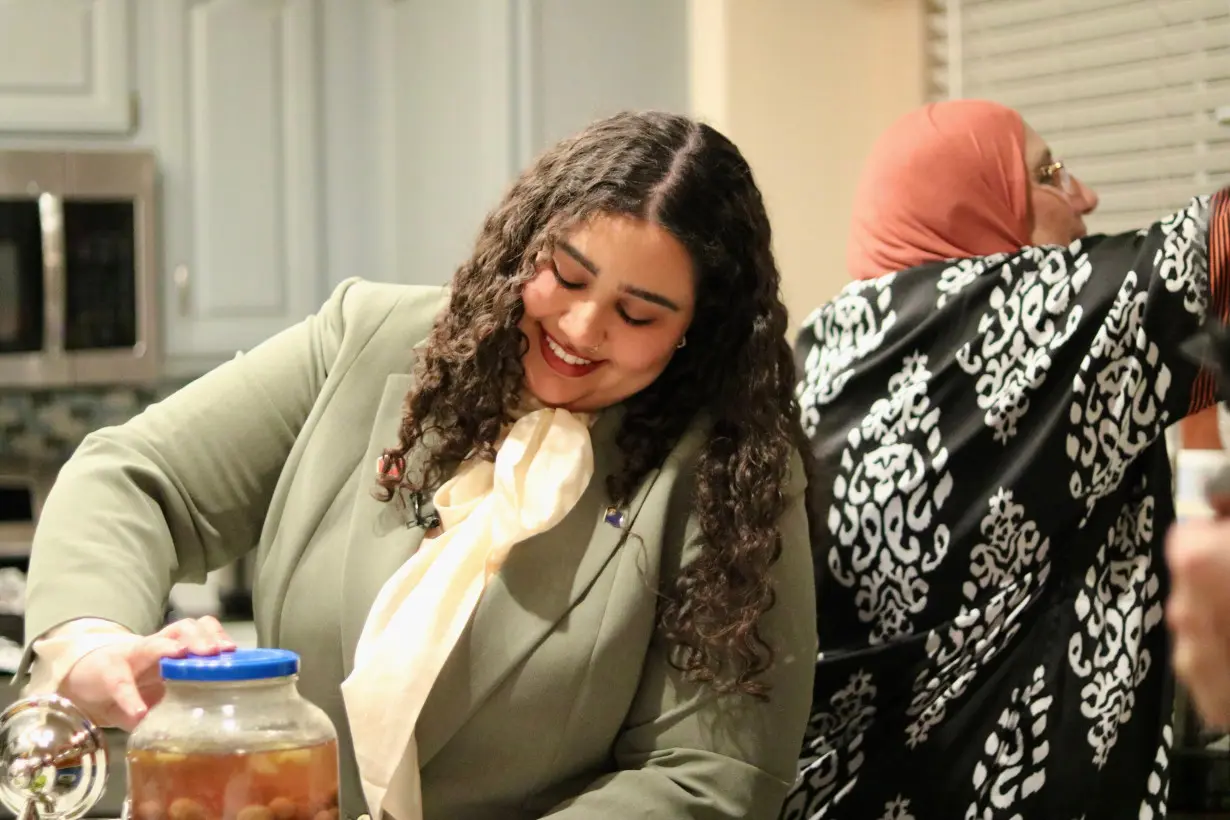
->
[0,150,159,387]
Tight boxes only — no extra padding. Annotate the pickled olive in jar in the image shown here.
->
[129,744,339,820]
[168,798,207,820]
[134,800,165,820]
[236,807,274,820]
[127,649,340,820]
[267,797,298,820]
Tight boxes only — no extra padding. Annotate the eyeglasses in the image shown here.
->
[1037,160,1075,195]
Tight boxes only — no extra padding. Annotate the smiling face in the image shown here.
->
[518,213,695,412]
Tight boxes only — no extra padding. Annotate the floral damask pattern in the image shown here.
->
[788,194,1216,819]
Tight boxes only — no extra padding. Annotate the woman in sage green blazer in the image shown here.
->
[19,112,818,819]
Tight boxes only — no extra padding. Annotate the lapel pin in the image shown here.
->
[603,506,625,529]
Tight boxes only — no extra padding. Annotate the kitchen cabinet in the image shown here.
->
[0,0,688,369]
[366,0,689,291]
[151,0,325,360]
[0,0,133,134]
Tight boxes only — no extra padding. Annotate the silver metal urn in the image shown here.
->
[0,695,109,820]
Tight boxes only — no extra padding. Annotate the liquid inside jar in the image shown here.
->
[128,740,339,820]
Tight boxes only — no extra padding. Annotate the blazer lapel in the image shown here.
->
[338,373,429,676]
[413,407,663,768]
[261,367,419,648]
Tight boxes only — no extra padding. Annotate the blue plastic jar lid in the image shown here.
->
[160,648,300,682]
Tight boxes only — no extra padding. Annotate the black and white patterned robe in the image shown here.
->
[783,192,1230,820]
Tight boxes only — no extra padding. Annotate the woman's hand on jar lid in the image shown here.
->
[60,616,236,731]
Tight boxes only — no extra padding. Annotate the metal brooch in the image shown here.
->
[603,506,625,528]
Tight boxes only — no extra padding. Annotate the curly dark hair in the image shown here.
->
[376,110,816,698]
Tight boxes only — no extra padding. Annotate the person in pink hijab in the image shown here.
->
[785,99,1230,819]
[848,99,1098,280]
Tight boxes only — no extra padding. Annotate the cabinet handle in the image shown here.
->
[173,264,190,317]
[37,193,65,354]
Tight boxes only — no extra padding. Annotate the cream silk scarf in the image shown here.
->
[340,407,594,820]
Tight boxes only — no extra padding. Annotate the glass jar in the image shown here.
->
[126,648,339,820]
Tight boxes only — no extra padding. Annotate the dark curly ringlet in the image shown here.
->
[375,110,817,698]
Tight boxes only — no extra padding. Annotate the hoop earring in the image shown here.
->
[676,336,687,350]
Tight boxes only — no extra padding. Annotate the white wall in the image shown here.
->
[689,0,928,333]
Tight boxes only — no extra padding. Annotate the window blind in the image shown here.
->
[929,0,1230,235]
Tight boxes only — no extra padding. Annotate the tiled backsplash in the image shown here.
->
[0,383,188,463]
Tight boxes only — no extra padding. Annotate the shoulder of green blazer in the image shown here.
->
[16,277,450,680]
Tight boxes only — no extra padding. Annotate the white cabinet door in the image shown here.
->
[368,0,689,289]
[520,0,690,157]
[369,0,519,291]
[152,0,324,360]
[0,0,132,133]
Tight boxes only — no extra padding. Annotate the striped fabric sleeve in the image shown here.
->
[1187,188,1230,415]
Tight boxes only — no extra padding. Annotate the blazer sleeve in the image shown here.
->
[541,451,818,820]
[17,277,383,683]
